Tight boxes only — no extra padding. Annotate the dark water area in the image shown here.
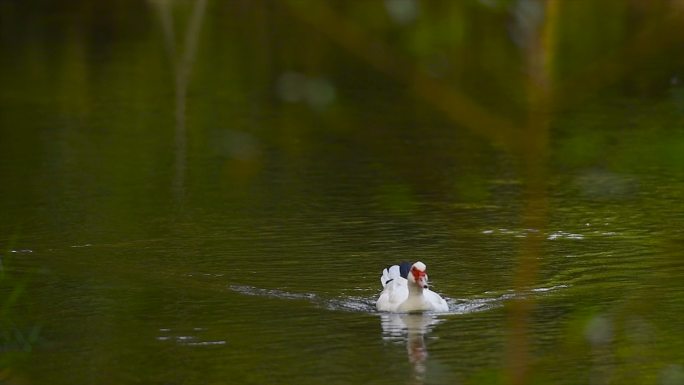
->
[2,1,684,384]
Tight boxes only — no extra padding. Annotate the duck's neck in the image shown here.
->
[407,282,424,297]
[399,282,428,312]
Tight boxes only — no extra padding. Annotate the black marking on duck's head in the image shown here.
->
[399,261,413,279]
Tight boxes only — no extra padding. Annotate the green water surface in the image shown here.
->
[2,1,684,384]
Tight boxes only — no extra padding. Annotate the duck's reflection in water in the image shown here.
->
[380,313,444,384]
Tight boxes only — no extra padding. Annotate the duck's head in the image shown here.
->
[409,261,429,289]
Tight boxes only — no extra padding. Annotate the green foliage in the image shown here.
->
[2,1,684,384]
[0,246,40,370]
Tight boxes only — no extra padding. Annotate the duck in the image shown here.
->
[376,261,449,312]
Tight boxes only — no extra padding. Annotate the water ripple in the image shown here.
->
[229,284,569,315]
[155,328,227,347]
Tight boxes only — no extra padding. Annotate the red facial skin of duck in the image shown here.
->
[411,268,428,289]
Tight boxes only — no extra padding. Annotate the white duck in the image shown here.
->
[376,261,449,312]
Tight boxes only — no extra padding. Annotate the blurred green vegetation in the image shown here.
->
[1,1,684,384]
[0,245,40,381]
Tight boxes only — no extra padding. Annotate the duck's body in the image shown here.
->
[376,261,449,313]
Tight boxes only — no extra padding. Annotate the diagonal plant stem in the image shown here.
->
[282,1,520,152]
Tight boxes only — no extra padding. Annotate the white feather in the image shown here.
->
[380,265,402,287]
[376,261,449,313]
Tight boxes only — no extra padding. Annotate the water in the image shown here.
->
[2,1,684,384]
